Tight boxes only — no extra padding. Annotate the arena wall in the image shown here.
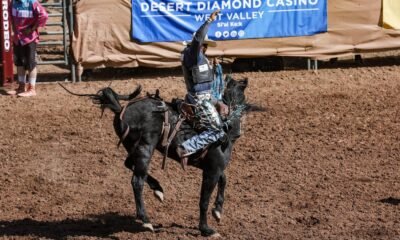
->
[71,0,400,69]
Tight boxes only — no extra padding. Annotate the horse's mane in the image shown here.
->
[223,75,248,121]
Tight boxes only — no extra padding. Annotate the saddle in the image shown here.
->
[118,93,209,170]
[160,98,199,170]
[171,98,195,123]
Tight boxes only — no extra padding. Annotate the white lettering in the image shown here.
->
[266,0,319,8]
[197,2,206,11]
[211,1,220,10]
[299,0,307,6]
[267,0,275,7]
[276,0,285,7]
[232,0,242,9]
[221,1,230,9]
[175,2,183,11]
[195,14,207,21]
[226,11,264,20]
[140,3,149,11]
[141,1,191,12]
[254,0,262,8]
[197,0,264,11]
[2,0,10,52]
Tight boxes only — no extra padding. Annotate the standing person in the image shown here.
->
[7,0,48,97]
[177,9,228,169]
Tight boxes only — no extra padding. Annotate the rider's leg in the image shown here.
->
[181,129,224,154]
[177,99,225,169]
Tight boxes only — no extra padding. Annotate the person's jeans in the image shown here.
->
[181,129,225,154]
[181,95,224,154]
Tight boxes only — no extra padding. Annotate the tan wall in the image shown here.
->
[72,0,400,69]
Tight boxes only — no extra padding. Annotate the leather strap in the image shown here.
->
[161,111,171,147]
[162,115,185,170]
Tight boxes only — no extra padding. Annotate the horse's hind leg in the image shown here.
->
[212,172,226,223]
[147,175,164,202]
[130,143,155,231]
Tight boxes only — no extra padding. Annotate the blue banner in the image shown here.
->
[132,0,327,43]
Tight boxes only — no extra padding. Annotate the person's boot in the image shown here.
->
[17,84,36,97]
[6,83,26,95]
[177,146,191,170]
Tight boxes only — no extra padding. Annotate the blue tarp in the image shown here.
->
[132,0,327,43]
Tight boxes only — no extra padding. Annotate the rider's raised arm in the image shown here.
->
[187,9,220,63]
[187,19,212,63]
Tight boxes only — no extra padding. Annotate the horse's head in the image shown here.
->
[223,75,248,108]
[222,75,249,140]
[59,83,142,115]
[92,87,123,113]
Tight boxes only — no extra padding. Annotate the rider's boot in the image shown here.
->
[177,145,191,170]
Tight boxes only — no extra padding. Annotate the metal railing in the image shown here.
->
[38,0,76,82]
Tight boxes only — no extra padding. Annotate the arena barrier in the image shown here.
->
[0,0,13,87]
[71,0,400,73]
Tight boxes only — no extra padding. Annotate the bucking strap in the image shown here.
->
[161,110,171,147]
[161,115,185,170]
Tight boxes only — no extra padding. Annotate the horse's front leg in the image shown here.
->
[131,144,154,231]
[212,172,226,223]
[199,170,221,237]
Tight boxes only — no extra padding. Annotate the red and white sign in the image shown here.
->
[1,0,14,86]
[1,0,10,52]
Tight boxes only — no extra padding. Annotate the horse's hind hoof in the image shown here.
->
[200,226,218,237]
[210,233,222,238]
[212,209,221,223]
[154,190,164,202]
[143,223,154,232]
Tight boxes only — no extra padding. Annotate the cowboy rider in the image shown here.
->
[177,9,229,169]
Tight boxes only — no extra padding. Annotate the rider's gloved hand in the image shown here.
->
[216,101,229,116]
[208,9,220,22]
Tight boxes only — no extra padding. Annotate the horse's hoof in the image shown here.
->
[212,209,221,223]
[200,226,218,237]
[143,223,154,232]
[154,190,164,202]
[210,233,222,238]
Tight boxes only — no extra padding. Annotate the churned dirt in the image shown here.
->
[0,54,400,239]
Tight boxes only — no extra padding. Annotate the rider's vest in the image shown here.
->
[181,53,213,87]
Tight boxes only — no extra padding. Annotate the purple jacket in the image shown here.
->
[11,0,48,45]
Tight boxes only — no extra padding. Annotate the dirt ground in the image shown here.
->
[0,54,400,240]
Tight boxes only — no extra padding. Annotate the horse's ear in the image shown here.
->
[225,74,231,83]
[225,75,234,88]
[239,78,248,89]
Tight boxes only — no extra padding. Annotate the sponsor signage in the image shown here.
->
[132,0,327,42]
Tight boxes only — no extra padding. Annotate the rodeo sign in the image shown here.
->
[131,0,327,43]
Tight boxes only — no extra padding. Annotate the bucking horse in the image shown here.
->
[59,75,249,237]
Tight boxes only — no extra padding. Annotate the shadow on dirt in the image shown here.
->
[379,197,400,206]
[0,212,151,239]
[0,89,11,96]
